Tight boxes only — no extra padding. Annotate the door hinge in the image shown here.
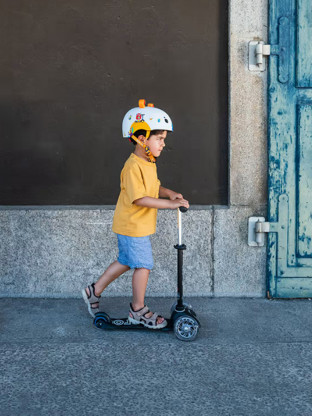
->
[248,217,272,247]
[248,41,271,72]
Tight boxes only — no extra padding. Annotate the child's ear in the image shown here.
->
[138,134,146,143]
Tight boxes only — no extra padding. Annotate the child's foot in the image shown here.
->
[129,304,167,329]
[82,283,101,318]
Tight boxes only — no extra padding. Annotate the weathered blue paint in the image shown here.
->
[298,104,312,257]
[268,0,312,297]
[296,0,312,87]
[270,17,290,83]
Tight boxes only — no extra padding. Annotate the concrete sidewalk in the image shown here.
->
[0,297,312,416]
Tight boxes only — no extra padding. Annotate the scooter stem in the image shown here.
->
[175,207,187,310]
[178,208,182,245]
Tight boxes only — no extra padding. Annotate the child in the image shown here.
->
[82,99,189,329]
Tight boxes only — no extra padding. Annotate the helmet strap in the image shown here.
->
[131,134,156,163]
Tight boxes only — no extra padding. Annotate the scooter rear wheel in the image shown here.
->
[174,315,199,342]
[94,312,111,329]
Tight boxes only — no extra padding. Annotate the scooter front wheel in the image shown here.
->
[174,315,199,342]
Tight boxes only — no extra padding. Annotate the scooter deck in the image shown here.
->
[94,314,174,331]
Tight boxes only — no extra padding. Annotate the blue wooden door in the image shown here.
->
[268,0,312,297]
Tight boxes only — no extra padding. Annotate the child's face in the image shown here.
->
[146,131,167,158]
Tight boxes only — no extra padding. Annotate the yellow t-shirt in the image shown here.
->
[112,153,161,237]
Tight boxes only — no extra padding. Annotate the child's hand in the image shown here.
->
[168,198,189,210]
[169,191,183,201]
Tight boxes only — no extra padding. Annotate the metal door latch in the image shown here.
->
[248,41,271,71]
[248,217,271,246]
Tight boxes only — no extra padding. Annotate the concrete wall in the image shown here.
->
[0,0,269,298]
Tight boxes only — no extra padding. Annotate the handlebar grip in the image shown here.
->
[179,206,188,213]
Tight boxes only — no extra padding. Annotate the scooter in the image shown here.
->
[93,207,200,341]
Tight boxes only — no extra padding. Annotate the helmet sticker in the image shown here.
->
[136,113,145,122]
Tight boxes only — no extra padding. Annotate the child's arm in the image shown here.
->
[134,196,189,210]
[159,186,183,201]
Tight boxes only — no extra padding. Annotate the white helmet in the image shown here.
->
[122,99,173,139]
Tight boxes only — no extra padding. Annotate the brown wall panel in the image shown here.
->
[0,0,228,205]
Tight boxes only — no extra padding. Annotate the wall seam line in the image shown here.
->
[211,206,216,296]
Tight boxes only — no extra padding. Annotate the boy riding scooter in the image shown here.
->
[83,100,199,340]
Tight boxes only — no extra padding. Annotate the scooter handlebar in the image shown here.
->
[179,206,188,213]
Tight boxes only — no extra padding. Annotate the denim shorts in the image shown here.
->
[116,234,154,270]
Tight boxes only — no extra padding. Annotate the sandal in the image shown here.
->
[82,283,101,318]
[128,304,167,329]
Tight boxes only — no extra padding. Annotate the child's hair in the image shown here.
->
[129,129,166,145]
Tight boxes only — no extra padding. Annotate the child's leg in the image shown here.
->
[131,268,164,325]
[83,261,130,317]
[86,261,130,299]
[131,268,150,310]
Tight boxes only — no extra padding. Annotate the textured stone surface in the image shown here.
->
[0,209,212,297]
[0,209,116,297]
[230,0,268,206]
[1,298,312,416]
[0,205,268,298]
[214,206,267,296]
